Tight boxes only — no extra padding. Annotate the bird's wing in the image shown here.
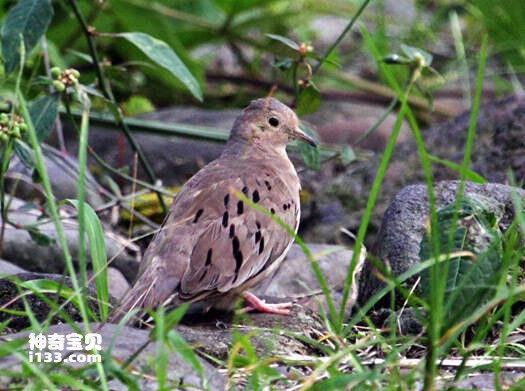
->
[176,167,300,301]
[111,159,300,323]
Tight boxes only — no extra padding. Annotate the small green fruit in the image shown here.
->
[70,69,80,78]
[53,80,66,92]
[51,67,62,78]
[11,127,20,138]
[0,113,8,124]
[19,123,28,132]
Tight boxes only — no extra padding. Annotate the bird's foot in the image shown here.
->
[239,291,292,315]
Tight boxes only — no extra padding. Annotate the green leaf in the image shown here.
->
[29,94,59,142]
[312,373,374,390]
[400,44,433,66]
[340,144,356,165]
[295,83,321,116]
[1,0,54,74]
[116,32,202,101]
[150,303,189,340]
[297,124,320,171]
[271,57,294,71]
[265,33,299,51]
[26,226,55,246]
[428,155,486,183]
[164,303,189,330]
[154,308,168,390]
[13,139,35,169]
[168,330,204,380]
[122,95,155,116]
[0,338,27,359]
[66,199,109,320]
[420,197,503,330]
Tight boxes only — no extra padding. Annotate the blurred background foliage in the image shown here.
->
[1,0,523,117]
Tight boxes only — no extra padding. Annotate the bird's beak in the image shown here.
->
[292,127,317,147]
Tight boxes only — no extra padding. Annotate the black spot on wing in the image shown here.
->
[229,224,235,238]
[232,236,243,273]
[252,190,260,203]
[222,211,229,227]
[193,209,203,223]
[224,194,230,208]
[255,231,261,243]
[258,237,265,254]
[205,248,212,265]
[242,186,249,196]
[264,180,272,191]
[237,201,244,215]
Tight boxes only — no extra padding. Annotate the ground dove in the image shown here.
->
[110,97,316,324]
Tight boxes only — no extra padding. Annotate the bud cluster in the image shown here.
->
[298,42,314,56]
[0,113,27,144]
[51,67,80,92]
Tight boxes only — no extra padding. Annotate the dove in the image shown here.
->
[110,97,316,324]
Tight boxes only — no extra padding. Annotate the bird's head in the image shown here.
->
[229,98,317,149]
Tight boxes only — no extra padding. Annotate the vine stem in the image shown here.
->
[67,0,168,214]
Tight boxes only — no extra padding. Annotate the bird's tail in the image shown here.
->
[109,273,183,325]
[108,276,159,325]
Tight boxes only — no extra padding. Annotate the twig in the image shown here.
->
[206,72,456,117]
[67,0,168,214]
[281,353,525,369]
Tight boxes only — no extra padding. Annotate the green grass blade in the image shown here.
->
[168,330,206,388]
[65,199,109,320]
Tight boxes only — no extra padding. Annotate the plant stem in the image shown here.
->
[67,0,168,215]
[63,103,174,198]
[354,97,398,145]
[0,140,14,257]
[41,36,67,154]
[18,94,89,321]
[76,95,90,298]
[312,0,372,75]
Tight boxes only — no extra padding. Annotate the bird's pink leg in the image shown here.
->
[240,291,292,315]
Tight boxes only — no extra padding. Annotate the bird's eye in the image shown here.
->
[268,117,279,127]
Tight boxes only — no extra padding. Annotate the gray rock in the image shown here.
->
[177,304,325,361]
[0,259,28,276]
[358,181,525,306]
[87,267,130,301]
[7,144,104,207]
[106,267,130,301]
[0,197,140,281]
[257,243,362,312]
[436,372,524,390]
[0,322,224,390]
